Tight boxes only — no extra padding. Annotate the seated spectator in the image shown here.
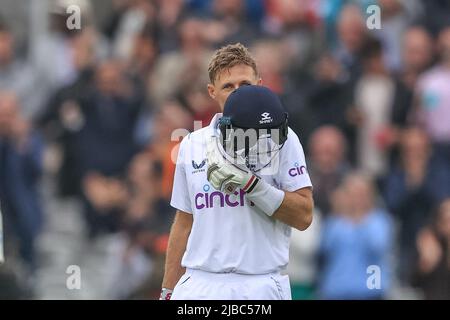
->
[414,26,450,163]
[0,91,44,273]
[307,126,351,216]
[413,198,450,300]
[318,173,393,300]
[384,127,450,283]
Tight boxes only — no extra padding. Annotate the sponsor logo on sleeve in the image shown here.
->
[288,162,307,177]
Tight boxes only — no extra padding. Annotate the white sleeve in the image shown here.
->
[276,128,313,192]
[170,135,193,214]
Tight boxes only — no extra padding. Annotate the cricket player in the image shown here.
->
[161,43,313,300]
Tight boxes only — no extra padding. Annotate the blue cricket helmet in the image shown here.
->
[217,85,289,172]
[219,85,289,145]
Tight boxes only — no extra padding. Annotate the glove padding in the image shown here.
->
[206,136,257,194]
[206,135,285,216]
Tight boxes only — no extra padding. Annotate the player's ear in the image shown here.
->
[257,77,263,85]
[207,83,216,99]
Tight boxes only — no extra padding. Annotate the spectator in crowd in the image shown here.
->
[299,53,351,141]
[208,0,259,46]
[107,0,158,59]
[0,91,44,272]
[149,100,193,200]
[384,127,450,283]
[75,60,143,177]
[81,172,129,236]
[251,39,287,94]
[263,0,321,74]
[176,82,218,125]
[328,4,370,162]
[72,60,144,236]
[383,26,434,165]
[32,0,108,104]
[334,4,368,82]
[105,151,174,299]
[36,29,98,197]
[419,0,450,36]
[391,26,434,129]
[308,126,351,216]
[374,0,422,72]
[0,21,43,119]
[318,173,393,299]
[352,37,395,177]
[413,198,450,300]
[320,0,359,49]
[123,151,172,233]
[414,26,450,163]
[149,17,212,106]
[155,0,187,53]
[288,209,322,300]
[126,28,159,87]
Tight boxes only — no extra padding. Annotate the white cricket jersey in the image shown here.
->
[170,113,312,274]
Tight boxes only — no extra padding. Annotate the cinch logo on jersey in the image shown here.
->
[195,184,254,209]
[289,162,307,177]
[259,112,273,124]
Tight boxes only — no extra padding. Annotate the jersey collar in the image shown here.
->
[208,113,223,137]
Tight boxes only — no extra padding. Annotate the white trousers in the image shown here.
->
[171,268,292,300]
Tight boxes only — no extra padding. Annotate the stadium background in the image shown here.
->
[0,0,450,300]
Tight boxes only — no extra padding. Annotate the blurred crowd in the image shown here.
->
[0,0,450,300]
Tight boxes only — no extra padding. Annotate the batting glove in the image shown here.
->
[159,288,173,300]
[206,136,257,194]
[206,136,285,216]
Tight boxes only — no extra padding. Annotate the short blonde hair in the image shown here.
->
[208,43,258,83]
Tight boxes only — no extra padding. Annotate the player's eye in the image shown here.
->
[222,83,234,90]
[239,81,251,87]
